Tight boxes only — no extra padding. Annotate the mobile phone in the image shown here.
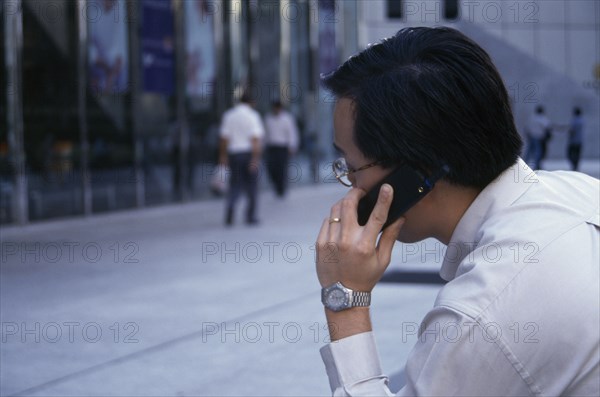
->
[357,163,449,230]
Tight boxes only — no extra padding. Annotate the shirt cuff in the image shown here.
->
[320,331,386,392]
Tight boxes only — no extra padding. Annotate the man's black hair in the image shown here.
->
[322,26,522,189]
[574,107,582,116]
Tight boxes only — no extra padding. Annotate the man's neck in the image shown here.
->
[430,181,481,245]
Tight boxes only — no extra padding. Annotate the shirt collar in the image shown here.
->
[440,158,535,281]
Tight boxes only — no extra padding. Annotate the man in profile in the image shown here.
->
[315,27,599,396]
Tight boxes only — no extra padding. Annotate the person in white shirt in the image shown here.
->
[315,27,599,396]
[219,93,265,225]
[525,105,552,170]
[264,100,299,197]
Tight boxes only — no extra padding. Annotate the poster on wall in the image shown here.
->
[184,0,216,100]
[88,0,129,95]
[141,0,175,95]
[318,0,338,75]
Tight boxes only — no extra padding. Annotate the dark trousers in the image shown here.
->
[525,136,543,170]
[568,144,582,171]
[226,152,258,223]
[266,145,289,197]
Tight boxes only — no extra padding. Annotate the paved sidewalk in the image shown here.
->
[0,182,441,397]
[1,158,597,396]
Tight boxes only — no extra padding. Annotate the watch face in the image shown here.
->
[326,288,347,311]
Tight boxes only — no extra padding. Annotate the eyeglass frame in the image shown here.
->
[332,157,383,187]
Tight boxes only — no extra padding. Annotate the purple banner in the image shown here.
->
[318,0,338,75]
[141,0,175,95]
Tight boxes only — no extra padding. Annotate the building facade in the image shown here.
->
[358,0,599,162]
[1,0,358,224]
[2,0,598,225]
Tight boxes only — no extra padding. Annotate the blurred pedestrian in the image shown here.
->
[567,107,584,171]
[264,100,299,197]
[525,105,551,170]
[219,93,265,226]
[540,120,553,163]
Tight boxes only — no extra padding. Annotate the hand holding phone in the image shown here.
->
[357,164,449,230]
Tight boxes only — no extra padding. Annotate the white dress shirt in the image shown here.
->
[219,103,265,154]
[321,158,600,396]
[526,114,551,139]
[264,111,299,152]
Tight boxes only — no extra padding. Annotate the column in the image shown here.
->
[5,0,27,224]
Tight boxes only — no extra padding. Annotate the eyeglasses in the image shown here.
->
[332,157,381,187]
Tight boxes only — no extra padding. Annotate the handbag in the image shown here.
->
[210,164,229,196]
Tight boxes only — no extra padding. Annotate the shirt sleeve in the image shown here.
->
[285,113,299,152]
[251,112,265,139]
[320,307,534,396]
[219,113,231,139]
[263,115,272,141]
[320,332,395,396]
[399,307,537,396]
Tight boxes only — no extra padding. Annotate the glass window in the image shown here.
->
[22,2,83,221]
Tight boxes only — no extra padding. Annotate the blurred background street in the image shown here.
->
[1,0,599,396]
[1,173,444,396]
[1,159,599,396]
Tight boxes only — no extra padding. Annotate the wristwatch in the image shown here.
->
[321,282,371,312]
